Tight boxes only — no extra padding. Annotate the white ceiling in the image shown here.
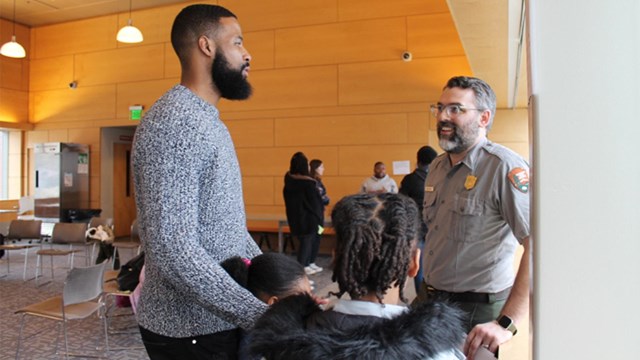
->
[0,0,528,109]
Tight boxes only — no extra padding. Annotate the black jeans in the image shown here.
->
[309,233,322,264]
[296,233,315,267]
[139,326,240,360]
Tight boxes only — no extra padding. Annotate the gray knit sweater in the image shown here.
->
[132,84,265,337]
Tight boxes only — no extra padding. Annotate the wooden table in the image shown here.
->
[246,214,332,253]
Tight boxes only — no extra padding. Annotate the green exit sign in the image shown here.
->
[129,105,144,121]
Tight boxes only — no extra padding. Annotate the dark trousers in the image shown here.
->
[296,233,315,267]
[309,233,322,264]
[139,326,240,360]
[413,282,506,332]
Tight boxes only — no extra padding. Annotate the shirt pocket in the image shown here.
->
[423,191,438,226]
[451,194,485,243]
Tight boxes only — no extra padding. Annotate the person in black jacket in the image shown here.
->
[308,159,330,274]
[283,152,324,275]
[400,145,438,293]
[250,193,466,360]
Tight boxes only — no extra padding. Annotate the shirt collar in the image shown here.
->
[329,299,407,320]
[457,137,488,171]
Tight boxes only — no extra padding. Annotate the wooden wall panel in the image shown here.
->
[408,13,466,58]
[226,118,275,148]
[26,131,48,147]
[218,66,338,112]
[0,57,28,90]
[338,144,419,176]
[116,79,178,119]
[246,204,285,216]
[238,146,339,177]
[275,18,406,68]
[31,85,117,122]
[0,89,28,122]
[75,45,165,86]
[242,176,275,205]
[274,114,408,147]
[326,176,376,201]
[164,44,180,78]
[47,129,69,142]
[69,127,101,146]
[32,16,118,59]
[245,30,275,70]
[490,109,529,143]
[407,112,430,144]
[30,56,74,91]
[220,0,338,32]
[338,0,449,21]
[339,56,472,105]
[272,177,284,206]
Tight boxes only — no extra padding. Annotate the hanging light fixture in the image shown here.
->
[1,0,26,58]
[117,0,143,43]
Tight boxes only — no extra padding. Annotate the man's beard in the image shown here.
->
[438,120,480,154]
[212,49,252,100]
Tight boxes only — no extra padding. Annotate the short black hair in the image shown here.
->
[171,4,237,68]
[330,193,419,304]
[289,152,310,176]
[221,253,306,300]
[444,76,497,130]
[417,146,438,166]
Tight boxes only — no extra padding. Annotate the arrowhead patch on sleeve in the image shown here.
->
[508,167,529,193]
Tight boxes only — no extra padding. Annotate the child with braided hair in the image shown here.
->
[249,193,467,360]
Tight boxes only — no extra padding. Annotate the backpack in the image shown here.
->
[117,251,145,291]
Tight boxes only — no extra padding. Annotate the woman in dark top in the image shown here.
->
[283,152,324,275]
[308,159,329,274]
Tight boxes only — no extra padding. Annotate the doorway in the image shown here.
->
[100,126,136,238]
[113,143,136,238]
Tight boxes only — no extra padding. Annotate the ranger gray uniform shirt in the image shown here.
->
[423,138,530,293]
[132,84,265,338]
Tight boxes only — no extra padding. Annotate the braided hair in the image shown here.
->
[330,192,420,304]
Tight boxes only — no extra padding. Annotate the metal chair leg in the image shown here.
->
[15,314,26,360]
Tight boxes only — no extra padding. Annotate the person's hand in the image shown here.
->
[463,321,513,360]
[311,294,330,305]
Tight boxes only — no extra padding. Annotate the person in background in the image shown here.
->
[131,5,266,359]
[360,161,398,194]
[399,145,438,293]
[412,76,530,360]
[283,152,324,276]
[249,193,466,359]
[308,159,329,274]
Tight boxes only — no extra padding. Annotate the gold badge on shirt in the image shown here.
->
[464,175,477,190]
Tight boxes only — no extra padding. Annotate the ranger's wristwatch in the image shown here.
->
[497,314,518,335]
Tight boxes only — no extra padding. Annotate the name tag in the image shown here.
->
[425,186,434,192]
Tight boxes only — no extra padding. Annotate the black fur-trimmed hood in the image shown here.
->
[250,294,466,360]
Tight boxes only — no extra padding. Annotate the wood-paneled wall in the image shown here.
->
[2,0,529,217]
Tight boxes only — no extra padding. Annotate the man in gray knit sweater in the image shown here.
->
[132,5,266,359]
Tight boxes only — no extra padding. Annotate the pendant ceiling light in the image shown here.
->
[0,0,26,58]
[117,0,143,43]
